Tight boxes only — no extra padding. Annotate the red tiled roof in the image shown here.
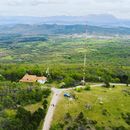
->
[20,74,47,83]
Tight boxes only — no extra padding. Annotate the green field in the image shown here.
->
[51,86,130,129]
[0,36,130,66]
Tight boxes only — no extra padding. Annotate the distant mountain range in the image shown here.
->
[0,24,130,35]
[0,14,130,27]
[0,14,130,35]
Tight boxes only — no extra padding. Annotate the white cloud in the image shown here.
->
[0,0,67,6]
[0,0,130,19]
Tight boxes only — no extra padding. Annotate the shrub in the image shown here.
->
[84,85,91,91]
[75,87,82,92]
[64,113,72,124]
[42,100,48,109]
[63,77,75,88]
[0,74,5,81]
[59,82,65,88]
[50,123,64,130]
[122,113,130,125]
[103,81,110,88]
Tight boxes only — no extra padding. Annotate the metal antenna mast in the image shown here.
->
[83,53,86,85]
[82,25,87,86]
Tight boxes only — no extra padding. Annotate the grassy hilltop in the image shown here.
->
[51,86,130,130]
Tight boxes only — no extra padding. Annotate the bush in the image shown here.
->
[122,113,130,125]
[1,107,47,130]
[103,81,110,88]
[42,99,48,109]
[59,82,66,88]
[75,87,82,92]
[0,74,5,81]
[63,77,75,88]
[84,85,91,91]
[50,123,64,130]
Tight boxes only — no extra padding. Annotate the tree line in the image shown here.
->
[0,64,129,87]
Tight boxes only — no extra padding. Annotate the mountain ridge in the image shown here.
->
[0,14,130,27]
[0,24,130,35]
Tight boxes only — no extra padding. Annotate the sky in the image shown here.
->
[0,0,130,19]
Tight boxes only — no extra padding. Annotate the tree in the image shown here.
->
[64,113,72,124]
[103,74,111,88]
[0,74,5,81]
[118,75,129,84]
[31,108,45,129]
[3,96,15,108]
[104,81,110,88]
[75,112,86,124]
[16,107,31,129]
[42,100,48,109]
[1,118,22,130]
[63,77,75,88]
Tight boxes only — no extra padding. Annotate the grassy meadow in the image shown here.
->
[51,86,130,129]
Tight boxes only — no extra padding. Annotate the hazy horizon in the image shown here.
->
[0,0,130,19]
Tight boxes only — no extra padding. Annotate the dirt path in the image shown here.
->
[42,83,128,130]
[42,88,63,130]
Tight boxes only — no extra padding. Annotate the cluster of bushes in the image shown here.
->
[122,113,130,125]
[51,112,128,130]
[0,81,51,109]
[51,112,97,130]
[74,84,91,92]
[0,81,50,130]
[0,101,48,130]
